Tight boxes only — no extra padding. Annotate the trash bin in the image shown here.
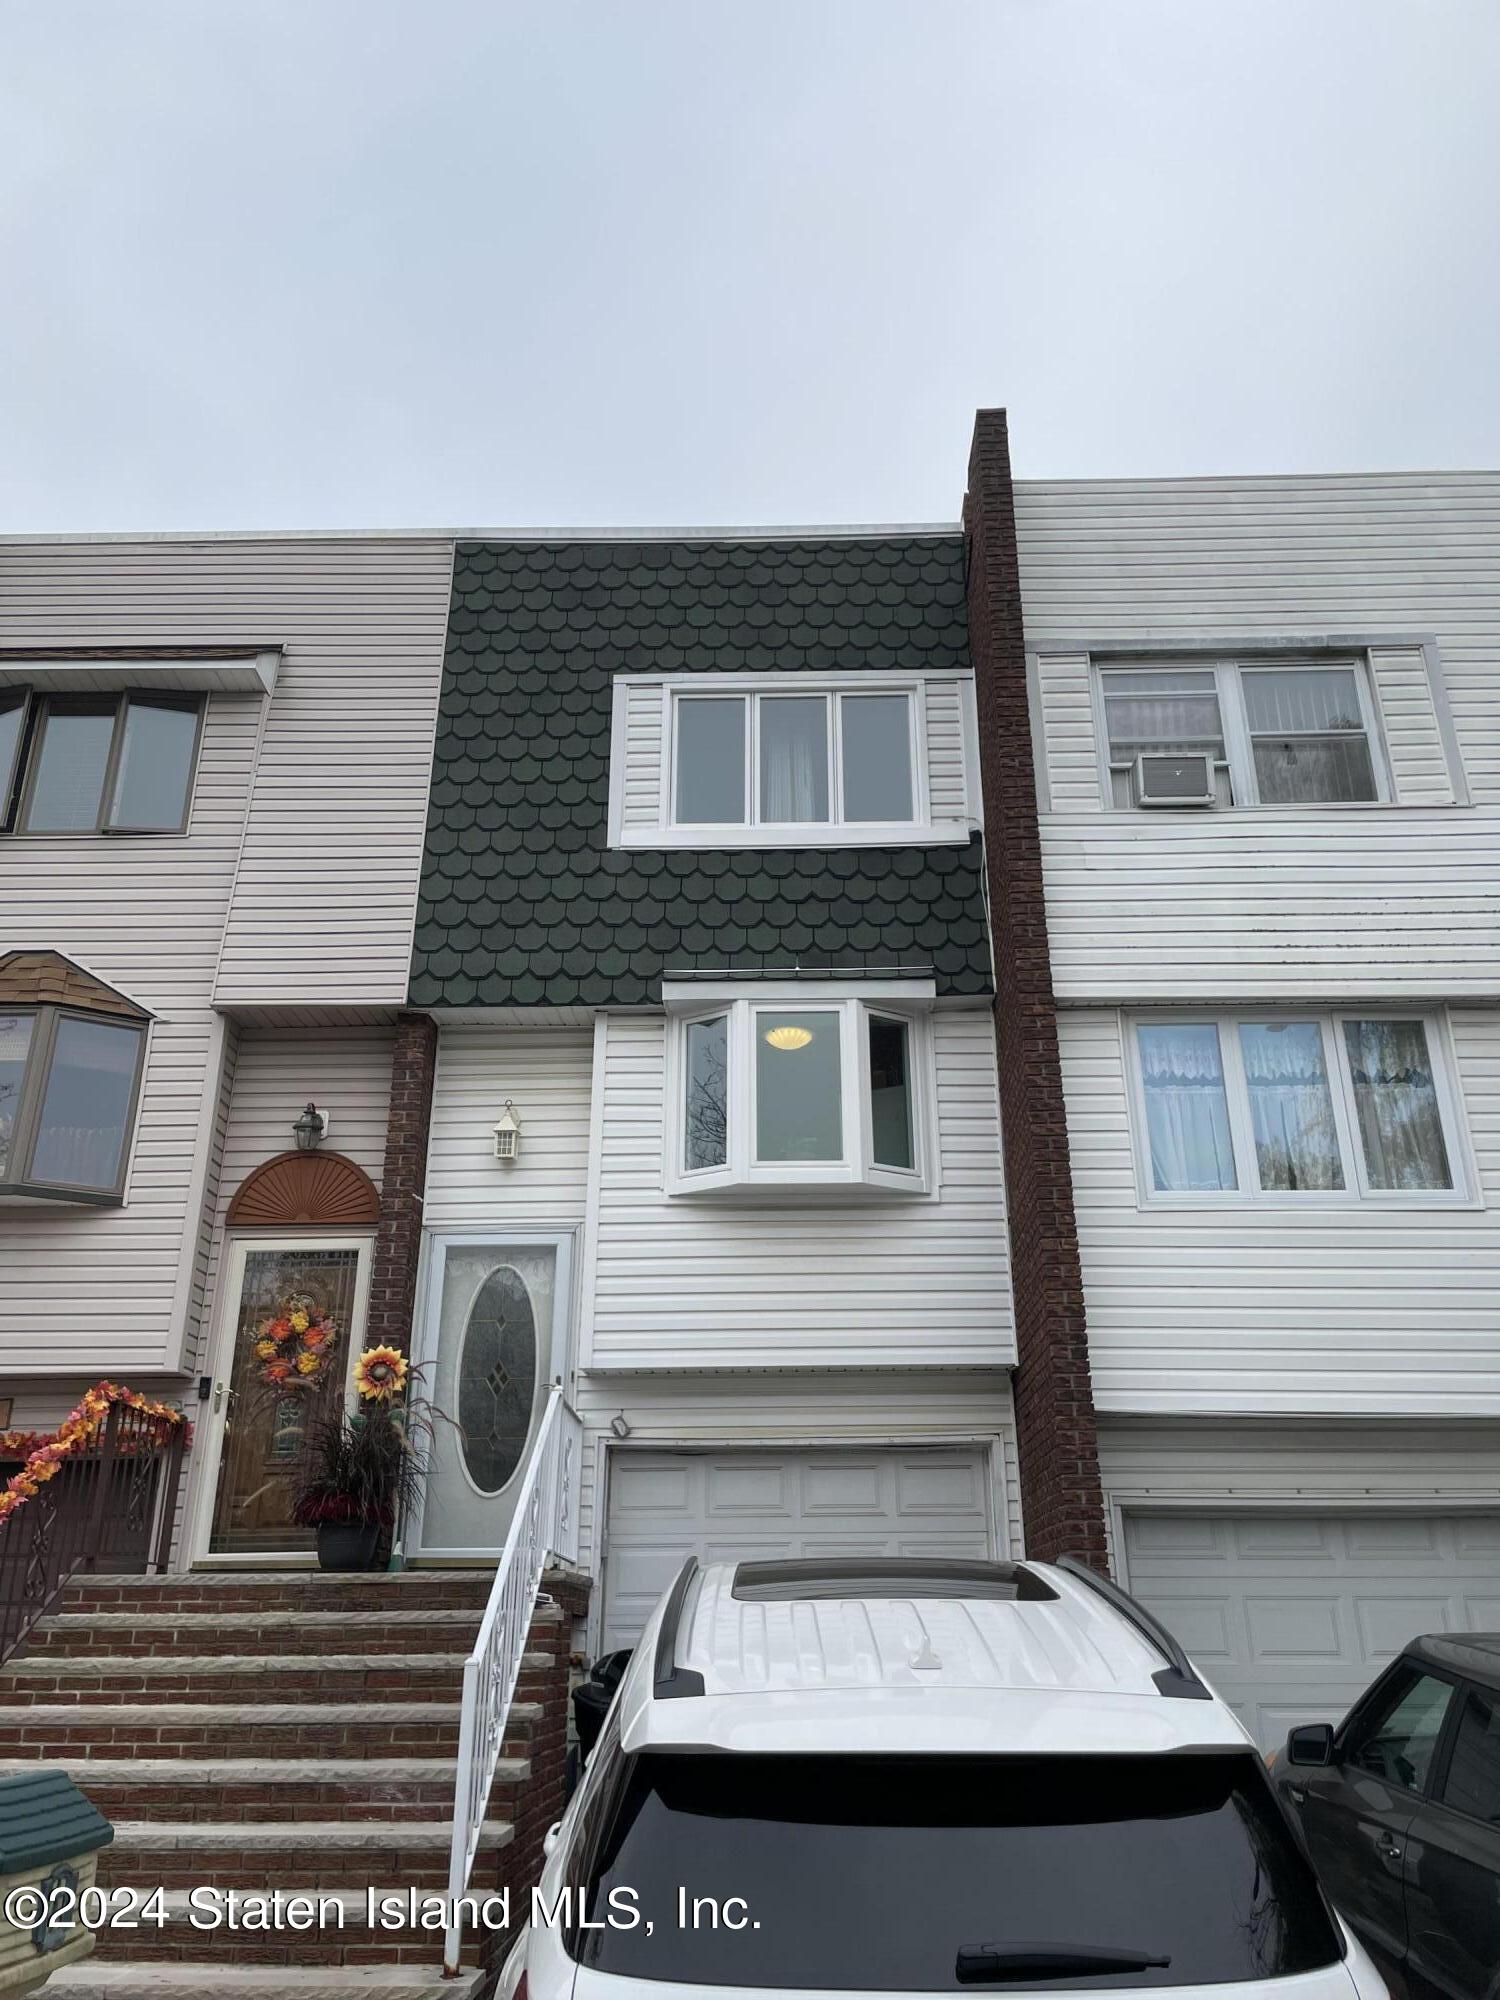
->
[571,1648,633,1762]
[0,1770,114,1997]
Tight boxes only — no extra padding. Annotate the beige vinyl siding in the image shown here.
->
[191,1024,394,1371]
[1060,1004,1500,1416]
[423,1027,594,1230]
[573,1372,1025,1622]
[1016,475,1500,998]
[0,695,260,1379]
[0,535,453,1009]
[586,1008,1013,1370]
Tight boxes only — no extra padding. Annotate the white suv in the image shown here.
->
[503,1555,1388,1998]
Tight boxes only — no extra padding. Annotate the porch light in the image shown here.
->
[492,1101,522,1163]
[292,1102,328,1151]
[763,1023,814,1051]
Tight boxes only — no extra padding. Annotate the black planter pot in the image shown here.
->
[314,1521,383,1572]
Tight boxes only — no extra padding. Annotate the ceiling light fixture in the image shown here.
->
[764,1024,814,1051]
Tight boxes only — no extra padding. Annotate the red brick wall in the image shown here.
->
[964,409,1110,1572]
[366,1011,438,1357]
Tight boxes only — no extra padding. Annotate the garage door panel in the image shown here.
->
[1126,1508,1500,1752]
[705,1462,794,1516]
[603,1447,992,1651]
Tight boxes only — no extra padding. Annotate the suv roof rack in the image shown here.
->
[731,1557,1058,1602]
[653,1556,706,1700]
[1057,1554,1212,1701]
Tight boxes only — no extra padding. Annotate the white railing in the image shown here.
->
[444,1385,582,1978]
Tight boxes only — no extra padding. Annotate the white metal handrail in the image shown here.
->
[443,1384,582,1977]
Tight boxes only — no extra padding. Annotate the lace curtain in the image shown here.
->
[760,700,828,823]
[1137,1023,1237,1191]
[1240,1023,1343,1190]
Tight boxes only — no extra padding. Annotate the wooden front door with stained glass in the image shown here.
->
[207,1241,369,1556]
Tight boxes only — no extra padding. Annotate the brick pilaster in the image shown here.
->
[366,1010,438,1357]
[964,409,1110,1572]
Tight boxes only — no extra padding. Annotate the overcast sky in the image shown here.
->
[2,1,1497,531]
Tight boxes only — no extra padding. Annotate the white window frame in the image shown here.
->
[662,979,937,1197]
[1094,656,1391,812]
[1124,1007,1472,1209]
[608,670,978,849]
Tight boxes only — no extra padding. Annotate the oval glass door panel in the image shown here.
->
[456,1265,537,1494]
[419,1241,560,1555]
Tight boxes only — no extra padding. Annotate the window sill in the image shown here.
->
[1134,1191,1482,1215]
[0,1185,126,1209]
[616,820,972,851]
[667,1174,933,1203]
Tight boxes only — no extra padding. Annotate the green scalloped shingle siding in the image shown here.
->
[410,537,991,1009]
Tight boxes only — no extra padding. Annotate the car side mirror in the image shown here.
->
[1286,1722,1336,1767]
[542,1820,563,1858]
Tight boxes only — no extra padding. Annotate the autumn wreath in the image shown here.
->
[251,1297,339,1390]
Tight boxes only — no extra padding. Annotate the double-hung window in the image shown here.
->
[1129,1011,1464,1203]
[0,1003,149,1203]
[1099,659,1385,810]
[666,983,932,1195]
[673,687,918,831]
[0,687,203,834]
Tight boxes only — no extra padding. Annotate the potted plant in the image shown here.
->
[289,1346,430,1571]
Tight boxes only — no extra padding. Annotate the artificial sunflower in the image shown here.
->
[354,1346,408,1403]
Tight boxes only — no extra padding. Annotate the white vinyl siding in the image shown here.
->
[1017,475,1499,998]
[423,1027,595,1231]
[1059,1004,1500,1415]
[585,1008,1012,1371]
[607,671,974,848]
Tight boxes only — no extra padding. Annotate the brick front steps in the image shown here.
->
[0,1567,589,2000]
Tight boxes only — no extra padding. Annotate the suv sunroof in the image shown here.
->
[730,1558,1058,1602]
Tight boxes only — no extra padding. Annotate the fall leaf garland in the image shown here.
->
[0,1382,188,1526]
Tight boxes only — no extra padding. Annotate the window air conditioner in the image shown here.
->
[1132,751,1217,807]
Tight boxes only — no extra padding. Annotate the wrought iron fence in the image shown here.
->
[444,1384,581,1977]
[0,1393,187,1663]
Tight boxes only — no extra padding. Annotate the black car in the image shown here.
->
[1271,1635,1500,2000]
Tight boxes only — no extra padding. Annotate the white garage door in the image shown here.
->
[1124,1510,1500,1751]
[601,1446,993,1650]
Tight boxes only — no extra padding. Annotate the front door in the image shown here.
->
[204,1237,372,1557]
[411,1233,572,1558]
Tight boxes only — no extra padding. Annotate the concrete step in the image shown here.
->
[25,1608,487,1657]
[52,1964,485,1997]
[0,1756,528,1821]
[4,1649,553,1704]
[96,1818,512,1893]
[0,1699,542,1761]
[60,1571,500,1615]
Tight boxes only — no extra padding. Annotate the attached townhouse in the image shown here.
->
[0,532,454,1556]
[400,530,1019,1652]
[991,425,1500,1745]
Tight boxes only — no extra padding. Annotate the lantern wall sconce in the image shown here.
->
[292,1102,329,1151]
[492,1101,522,1163]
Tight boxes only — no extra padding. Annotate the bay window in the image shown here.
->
[0,1003,149,1203]
[1129,1011,1464,1203]
[665,982,933,1195]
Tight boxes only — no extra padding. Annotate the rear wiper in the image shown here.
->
[957,1944,1172,1982]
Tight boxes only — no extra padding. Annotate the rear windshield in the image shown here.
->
[573,1752,1340,1990]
